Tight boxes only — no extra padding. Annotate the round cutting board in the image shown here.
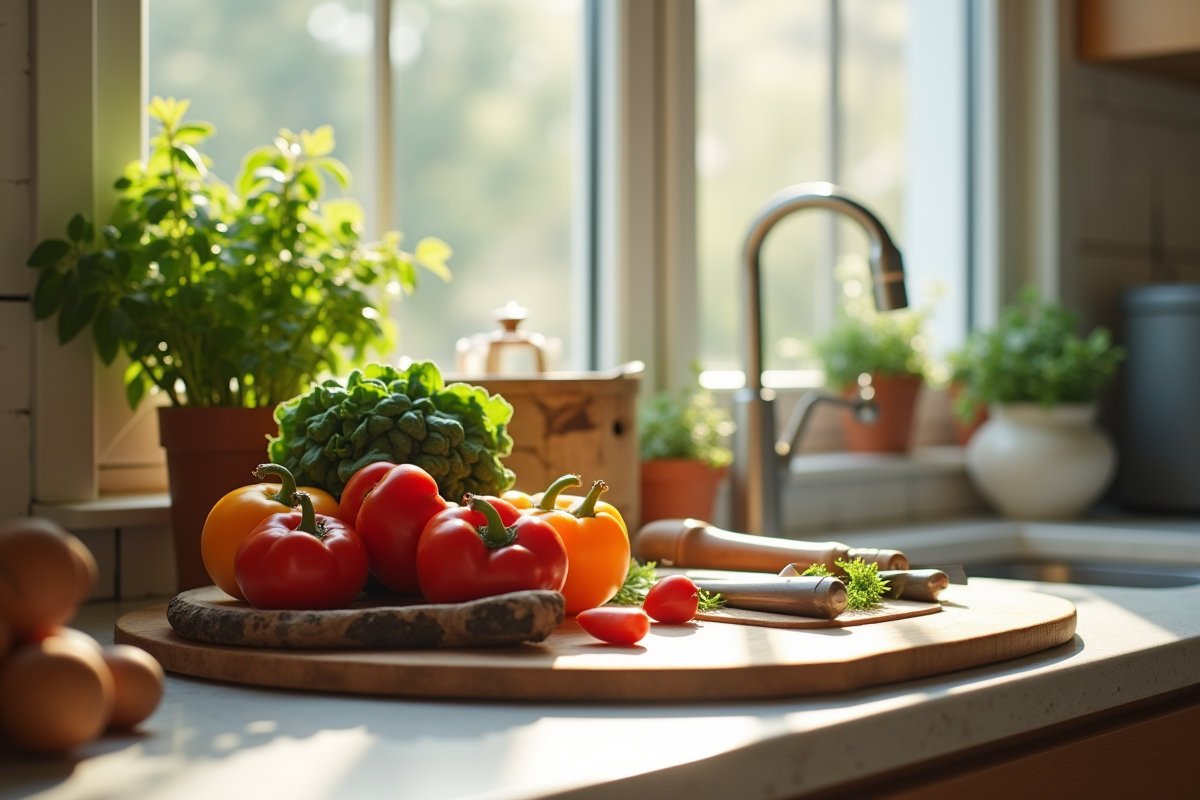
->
[115,585,1076,702]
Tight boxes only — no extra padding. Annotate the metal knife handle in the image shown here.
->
[693,577,848,619]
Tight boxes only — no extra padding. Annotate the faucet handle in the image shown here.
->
[775,390,879,460]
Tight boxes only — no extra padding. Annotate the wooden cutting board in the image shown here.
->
[115,585,1077,702]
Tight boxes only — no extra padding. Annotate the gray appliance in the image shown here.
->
[1120,283,1200,510]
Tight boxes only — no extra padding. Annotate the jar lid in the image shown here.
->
[1124,283,1200,315]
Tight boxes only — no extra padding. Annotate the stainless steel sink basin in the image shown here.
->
[965,560,1200,588]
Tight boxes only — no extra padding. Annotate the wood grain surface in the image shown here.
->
[165,586,565,649]
[115,585,1077,702]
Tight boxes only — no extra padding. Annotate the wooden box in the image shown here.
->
[449,367,642,530]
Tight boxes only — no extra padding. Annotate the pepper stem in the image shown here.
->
[469,494,518,549]
[292,491,326,540]
[255,463,299,506]
[573,480,608,518]
[537,474,582,511]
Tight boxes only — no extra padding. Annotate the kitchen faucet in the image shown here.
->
[732,182,908,536]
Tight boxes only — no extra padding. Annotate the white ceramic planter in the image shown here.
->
[965,403,1116,519]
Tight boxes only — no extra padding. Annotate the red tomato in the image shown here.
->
[643,574,700,624]
[338,461,396,525]
[235,492,370,610]
[575,607,651,645]
[416,496,568,604]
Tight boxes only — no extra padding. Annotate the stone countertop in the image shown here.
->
[3,544,1200,799]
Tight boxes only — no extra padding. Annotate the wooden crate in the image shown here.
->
[449,369,642,530]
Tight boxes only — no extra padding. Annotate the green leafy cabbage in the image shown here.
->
[268,362,516,500]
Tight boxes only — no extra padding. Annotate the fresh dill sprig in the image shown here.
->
[697,589,725,612]
[835,557,890,610]
[611,559,656,605]
[801,563,831,577]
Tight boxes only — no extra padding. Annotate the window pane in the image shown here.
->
[388,0,583,369]
[148,0,372,204]
[696,0,830,374]
[837,0,908,314]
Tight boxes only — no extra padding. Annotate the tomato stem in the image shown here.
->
[468,494,518,549]
[573,480,608,518]
[537,474,582,511]
[255,463,299,506]
[292,491,326,540]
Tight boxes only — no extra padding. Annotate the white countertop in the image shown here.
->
[4,522,1200,800]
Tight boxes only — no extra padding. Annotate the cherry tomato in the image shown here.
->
[575,607,650,645]
[643,574,700,624]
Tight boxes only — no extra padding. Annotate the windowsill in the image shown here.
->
[787,446,966,482]
[32,493,171,530]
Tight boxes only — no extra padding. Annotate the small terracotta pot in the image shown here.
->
[840,374,922,453]
[159,406,278,591]
[639,459,727,525]
[947,381,988,446]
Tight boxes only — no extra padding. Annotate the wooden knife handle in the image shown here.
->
[692,577,848,619]
[635,519,908,573]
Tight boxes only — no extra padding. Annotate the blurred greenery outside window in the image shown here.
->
[148,0,583,371]
[146,0,962,386]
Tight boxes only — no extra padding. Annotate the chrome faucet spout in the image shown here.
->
[732,182,908,536]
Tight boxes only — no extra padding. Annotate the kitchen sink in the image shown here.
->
[965,560,1200,588]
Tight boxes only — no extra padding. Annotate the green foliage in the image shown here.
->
[835,558,889,611]
[26,97,450,408]
[803,559,889,610]
[610,560,657,606]
[639,384,734,468]
[267,361,515,500]
[814,309,927,391]
[953,289,1125,409]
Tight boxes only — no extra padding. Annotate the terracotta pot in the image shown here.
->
[947,381,988,446]
[839,374,922,453]
[159,406,278,591]
[639,459,727,526]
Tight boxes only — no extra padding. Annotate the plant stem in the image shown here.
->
[573,480,608,518]
[469,494,517,549]
[537,474,582,511]
[255,463,298,505]
[292,491,325,539]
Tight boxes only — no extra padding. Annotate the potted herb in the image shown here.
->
[813,309,927,452]
[26,98,450,588]
[638,385,734,525]
[957,290,1125,519]
[945,349,988,445]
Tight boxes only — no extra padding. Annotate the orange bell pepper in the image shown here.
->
[201,463,339,599]
[503,480,628,538]
[512,475,630,615]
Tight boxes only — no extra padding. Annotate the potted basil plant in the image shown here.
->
[638,384,734,525]
[957,290,1125,519]
[814,308,927,452]
[26,97,451,588]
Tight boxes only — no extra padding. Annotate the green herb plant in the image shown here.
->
[953,288,1125,414]
[814,310,927,391]
[268,361,515,499]
[609,560,725,612]
[26,97,450,409]
[639,382,735,468]
[802,559,890,610]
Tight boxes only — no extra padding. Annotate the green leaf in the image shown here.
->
[414,237,453,282]
[148,96,188,127]
[174,121,216,144]
[67,213,87,243]
[316,157,351,189]
[93,306,119,364]
[27,239,71,267]
[146,198,173,224]
[300,125,336,158]
[32,268,66,320]
[57,274,99,344]
[124,363,148,409]
[172,143,208,177]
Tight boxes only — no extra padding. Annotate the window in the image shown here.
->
[149,0,585,369]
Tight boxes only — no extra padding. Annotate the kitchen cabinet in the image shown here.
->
[1079,0,1200,85]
